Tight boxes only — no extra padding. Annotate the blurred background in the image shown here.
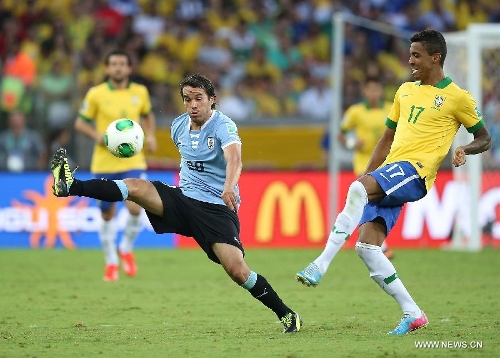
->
[0,0,499,250]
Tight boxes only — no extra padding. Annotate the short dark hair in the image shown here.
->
[104,50,132,66]
[410,29,447,67]
[364,76,381,85]
[179,74,217,109]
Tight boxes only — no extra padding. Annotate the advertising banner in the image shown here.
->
[1,171,499,249]
[0,172,176,249]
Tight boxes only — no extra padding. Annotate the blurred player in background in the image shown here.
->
[298,29,491,334]
[74,50,157,282]
[51,73,301,333]
[326,76,395,259]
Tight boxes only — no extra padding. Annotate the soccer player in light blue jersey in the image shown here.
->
[50,74,302,333]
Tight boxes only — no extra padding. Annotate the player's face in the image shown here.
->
[106,55,131,83]
[182,86,215,128]
[363,82,383,104]
[408,42,440,82]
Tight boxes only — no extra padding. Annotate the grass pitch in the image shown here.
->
[0,248,498,358]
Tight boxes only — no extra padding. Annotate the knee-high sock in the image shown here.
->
[355,242,421,317]
[240,271,293,319]
[314,181,368,274]
[118,213,142,253]
[69,179,128,201]
[100,219,118,265]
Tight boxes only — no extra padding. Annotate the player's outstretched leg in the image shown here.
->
[296,181,368,287]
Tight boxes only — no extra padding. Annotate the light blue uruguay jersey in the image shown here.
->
[171,110,242,206]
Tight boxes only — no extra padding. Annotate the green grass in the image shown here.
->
[0,248,499,358]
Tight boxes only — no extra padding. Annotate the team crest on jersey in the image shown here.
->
[131,96,139,105]
[207,136,215,150]
[474,106,483,119]
[432,95,445,110]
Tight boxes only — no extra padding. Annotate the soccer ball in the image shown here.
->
[104,118,145,158]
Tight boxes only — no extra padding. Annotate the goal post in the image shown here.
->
[445,24,500,251]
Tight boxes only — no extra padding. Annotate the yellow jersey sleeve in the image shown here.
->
[340,105,357,132]
[386,85,401,128]
[455,91,485,133]
[139,85,152,117]
[79,87,99,122]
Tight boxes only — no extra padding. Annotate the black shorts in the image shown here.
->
[146,181,244,264]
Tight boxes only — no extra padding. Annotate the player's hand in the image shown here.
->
[145,135,157,153]
[222,189,238,212]
[452,147,466,167]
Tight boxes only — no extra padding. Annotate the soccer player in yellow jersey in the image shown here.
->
[75,50,157,282]
[338,76,394,259]
[297,29,491,334]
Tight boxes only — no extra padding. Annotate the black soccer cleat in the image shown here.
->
[50,148,76,197]
[281,312,302,333]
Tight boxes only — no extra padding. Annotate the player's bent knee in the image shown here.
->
[123,178,148,199]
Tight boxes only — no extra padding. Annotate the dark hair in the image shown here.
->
[364,76,381,85]
[104,50,132,66]
[179,74,217,109]
[410,29,447,67]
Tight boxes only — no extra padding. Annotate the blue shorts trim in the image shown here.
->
[93,170,147,210]
[359,161,426,235]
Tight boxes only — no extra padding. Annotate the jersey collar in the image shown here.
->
[415,77,452,88]
[107,80,131,90]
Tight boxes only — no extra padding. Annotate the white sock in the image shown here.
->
[118,214,142,254]
[314,181,368,274]
[100,219,118,265]
[355,242,421,317]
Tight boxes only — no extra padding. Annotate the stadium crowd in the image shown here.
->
[0,0,500,171]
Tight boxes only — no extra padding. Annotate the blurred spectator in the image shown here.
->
[245,45,282,83]
[267,31,303,72]
[0,38,36,129]
[0,111,46,172]
[298,73,333,122]
[67,1,95,52]
[225,19,256,63]
[93,0,126,38]
[455,0,489,30]
[218,80,255,121]
[419,0,456,32]
[132,0,166,49]
[37,59,73,130]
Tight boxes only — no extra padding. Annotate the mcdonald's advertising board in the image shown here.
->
[178,170,500,249]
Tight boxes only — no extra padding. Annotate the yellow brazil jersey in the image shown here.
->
[79,81,151,173]
[384,77,485,191]
[341,100,392,175]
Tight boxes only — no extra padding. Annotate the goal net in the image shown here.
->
[444,24,500,251]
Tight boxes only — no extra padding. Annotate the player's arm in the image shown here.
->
[452,126,491,167]
[75,89,105,146]
[74,116,105,146]
[222,143,242,212]
[452,92,492,167]
[141,111,157,153]
[361,126,395,176]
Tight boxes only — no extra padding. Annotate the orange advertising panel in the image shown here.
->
[176,171,500,249]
